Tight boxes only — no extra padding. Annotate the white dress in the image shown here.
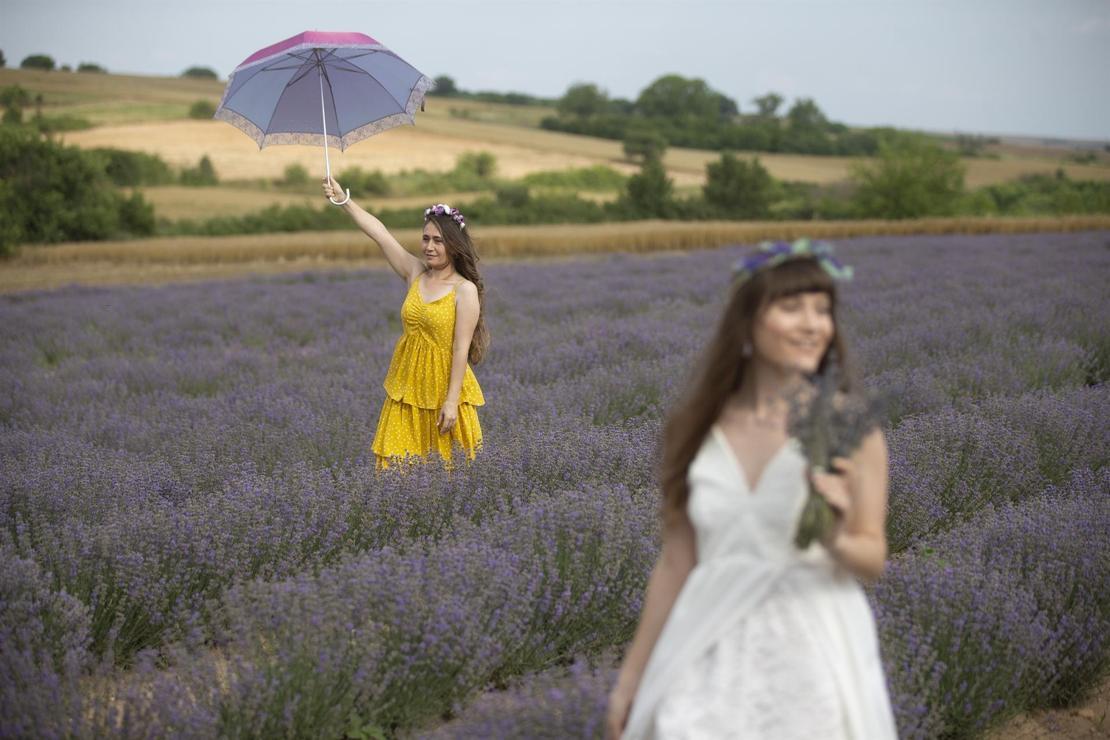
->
[622,426,898,739]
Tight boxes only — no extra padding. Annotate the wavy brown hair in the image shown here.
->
[425,213,490,364]
[660,257,854,516]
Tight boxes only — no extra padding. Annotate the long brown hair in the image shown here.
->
[660,257,854,515]
[425,214,490,364]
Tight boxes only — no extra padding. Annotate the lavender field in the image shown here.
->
[2,231,1109,739]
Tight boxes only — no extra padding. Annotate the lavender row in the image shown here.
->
[1,232,1108,735]
[421,469,1110,740]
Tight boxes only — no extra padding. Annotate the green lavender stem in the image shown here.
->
[794,385,835,549]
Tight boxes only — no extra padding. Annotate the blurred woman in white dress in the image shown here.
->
[608,241,898,739]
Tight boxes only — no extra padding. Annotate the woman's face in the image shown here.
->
[422,222,450,270]
[751,291,834,374]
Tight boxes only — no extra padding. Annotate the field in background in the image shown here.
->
[138,186,499,220]
[4,216,1108,294]
[6,68,1108,191]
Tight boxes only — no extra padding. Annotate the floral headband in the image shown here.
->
[424,203,466,231]
[732,238,853,286]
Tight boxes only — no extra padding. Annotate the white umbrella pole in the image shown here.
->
[319,68,350,206]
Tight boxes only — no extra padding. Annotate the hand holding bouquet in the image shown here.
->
[787,359,883,549]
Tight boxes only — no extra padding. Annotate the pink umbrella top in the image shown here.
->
[235,31,383,72]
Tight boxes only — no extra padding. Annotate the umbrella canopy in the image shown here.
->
[215,30,433,203]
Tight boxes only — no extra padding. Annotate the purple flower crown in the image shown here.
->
[424,203,466,231]
[732,238,853,286]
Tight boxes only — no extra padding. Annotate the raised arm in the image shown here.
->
[606,505,697,739]
[323,176,423,281]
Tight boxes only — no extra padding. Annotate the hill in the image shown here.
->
[4,67,1109,193]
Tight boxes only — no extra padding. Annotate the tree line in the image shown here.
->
[541,76,887,157]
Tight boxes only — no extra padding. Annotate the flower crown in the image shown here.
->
[732,238,853,286]
[424,203,466,231]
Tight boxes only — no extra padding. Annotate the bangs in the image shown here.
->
[759,257,836,302]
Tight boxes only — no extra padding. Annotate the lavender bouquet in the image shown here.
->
[787,359,885,549]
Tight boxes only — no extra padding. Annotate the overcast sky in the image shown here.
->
[3,0,1108,141]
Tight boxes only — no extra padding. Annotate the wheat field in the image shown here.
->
[4,216,1108,294]
[61,117,1110,190]
[9,67,1108,189]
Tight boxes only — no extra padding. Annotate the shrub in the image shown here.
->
[20,54,55,71]
[118,192,156,236]
[179,155,218,186]
[1,85,31,126]
[976,172,1110,216]
[495,183,530,209]
[182,66,218,79]
[623,122,667,162]
[90,148,175,186]
[455,150,497,179]
[521,166,626,191]
[430,75,458,96]
[188,100,216,119]
[702,152,773,218]
[0,127,156,253]
[617,156,674,218]
[31,115,94,133]
[279,163,310,188]
[337,166,390,196]
[76,62,106,74]
[0,50,6,68]
[851,133,966,218]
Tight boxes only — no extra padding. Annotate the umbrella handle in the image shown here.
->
[319,65,350,206]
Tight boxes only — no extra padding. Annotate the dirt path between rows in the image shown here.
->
[987,674,1110,739]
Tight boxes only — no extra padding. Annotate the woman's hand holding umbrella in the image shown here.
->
[323,176,346,205]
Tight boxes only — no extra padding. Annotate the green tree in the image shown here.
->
[621,155,674,218]
[0,50,6,68]
[20,54,55,71]
[557,83,609,119]
[703,153,774,218]
[432,75,458,96]
[783,98,832,153]
[623,123,668,162]
[636,75,736,121]
[77,62,106,73]
[851,133,966,218]
[182,66,218,79]
[752,92,784,119]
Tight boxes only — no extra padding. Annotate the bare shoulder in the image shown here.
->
[853,426,888,467]
[455,279,479,300]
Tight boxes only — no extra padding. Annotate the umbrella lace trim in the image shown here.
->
[214,75,433,152]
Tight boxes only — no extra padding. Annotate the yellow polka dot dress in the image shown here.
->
[372,277,484,468]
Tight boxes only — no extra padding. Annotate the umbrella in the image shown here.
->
[215,30,433,205]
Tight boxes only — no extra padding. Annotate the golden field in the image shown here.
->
[4,216,1108,294]
[61,118,1110,190]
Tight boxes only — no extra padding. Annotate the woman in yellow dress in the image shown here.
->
[323,177,488,468]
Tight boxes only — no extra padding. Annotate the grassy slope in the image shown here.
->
[6,68,1109,191]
